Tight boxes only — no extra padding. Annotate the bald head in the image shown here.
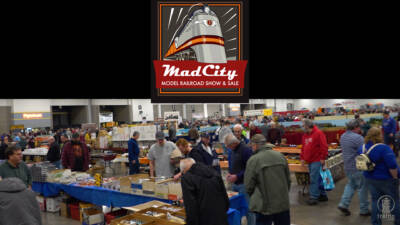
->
[48,136,55,144]
[180,158,196,174]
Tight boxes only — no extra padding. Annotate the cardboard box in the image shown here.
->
[82,208,104,225]
[60,202,68,217]
[167,182,182,201]
[142,180,156,192]
[155,183,169,199]
[137,207,169,219]
[79,203,96,222]
[110,213,155,225]
[46,197,62,212]
[36,195,46,212]
[123,200,169,212]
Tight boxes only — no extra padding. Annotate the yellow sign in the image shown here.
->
[10,125,24,130]
[105,122,115,127]
[263,109,273,116]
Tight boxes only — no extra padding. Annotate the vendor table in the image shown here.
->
[32,181,248,223]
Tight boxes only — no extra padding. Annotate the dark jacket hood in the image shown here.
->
[0,177,27,193]
[187,163,214,178]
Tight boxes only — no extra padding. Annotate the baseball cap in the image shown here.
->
[170,148,183,159]
[250,134,266,144]
[200,132,210,138]
[155,131,165,140]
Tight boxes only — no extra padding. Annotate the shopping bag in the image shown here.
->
[320,168,335,191]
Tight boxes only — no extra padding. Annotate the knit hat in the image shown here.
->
[250,134,266,144]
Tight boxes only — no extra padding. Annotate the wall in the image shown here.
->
[113,106,131,123]
[0,107,12,134]
[11,99,52,128]
[12,99,51,113]
[70,106,88,126]
[91,105,100,126]
[207,104,222,118]
[0,100,12,107]
[51,99,89,106]
[92,99,130,106]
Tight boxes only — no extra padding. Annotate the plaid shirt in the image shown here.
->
[61,142,90,171]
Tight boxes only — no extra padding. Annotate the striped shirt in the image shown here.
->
[340,130,364,174]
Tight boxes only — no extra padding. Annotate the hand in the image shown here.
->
[173,173,182,181]
[390,133,394,137]
[132,160,136,164]
[301,160,305,166]
[320,160,325,166]
[227,174,238,183]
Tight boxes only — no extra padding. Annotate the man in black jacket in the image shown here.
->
[180,158,229,225]
[46,137,61,168]
[195,133,221,173]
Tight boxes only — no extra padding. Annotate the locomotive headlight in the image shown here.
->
[202,19,216,27]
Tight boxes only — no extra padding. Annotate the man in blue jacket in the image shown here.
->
[128,131,140,175]
[383,111,397,147]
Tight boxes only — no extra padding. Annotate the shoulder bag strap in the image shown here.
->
[365,143,383,155]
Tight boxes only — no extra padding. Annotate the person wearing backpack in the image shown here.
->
[357,127,400,225]
[338,119,370,216]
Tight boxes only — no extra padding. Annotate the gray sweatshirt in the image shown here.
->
[0,178,42,225]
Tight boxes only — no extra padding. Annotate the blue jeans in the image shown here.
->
[233,183,256,225]
[366,178,400,225]
[308,162,327,199]
[255,210,290,225]
[384,133,394,146]
[129,162,140,175]
[338,171,369,214]
[52,160,61,169]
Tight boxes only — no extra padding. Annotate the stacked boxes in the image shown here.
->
[30,162,57,182]
[36,195,46,212]
[46,197,62,212]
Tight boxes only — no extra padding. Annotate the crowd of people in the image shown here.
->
[0,108,399,225]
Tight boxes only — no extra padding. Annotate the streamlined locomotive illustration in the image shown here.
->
[164,4,227,63]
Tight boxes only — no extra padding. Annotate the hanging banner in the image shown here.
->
[164,111,180,121]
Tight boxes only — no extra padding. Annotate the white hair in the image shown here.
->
[224,133,240,146]
[233,124,243,130]
[180,158,196,172]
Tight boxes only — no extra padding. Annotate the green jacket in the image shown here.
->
[0,161,32,187]
[244,144,291,215]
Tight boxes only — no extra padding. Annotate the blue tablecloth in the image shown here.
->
[33,182,247,224]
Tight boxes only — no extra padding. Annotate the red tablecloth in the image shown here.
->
[283,130,346,145]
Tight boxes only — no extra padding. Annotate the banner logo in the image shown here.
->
[378,195,395,221]
[152,1,248,102]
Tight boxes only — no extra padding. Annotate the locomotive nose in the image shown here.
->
[164,41,178,58]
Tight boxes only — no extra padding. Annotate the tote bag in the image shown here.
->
[320,168,335,191]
